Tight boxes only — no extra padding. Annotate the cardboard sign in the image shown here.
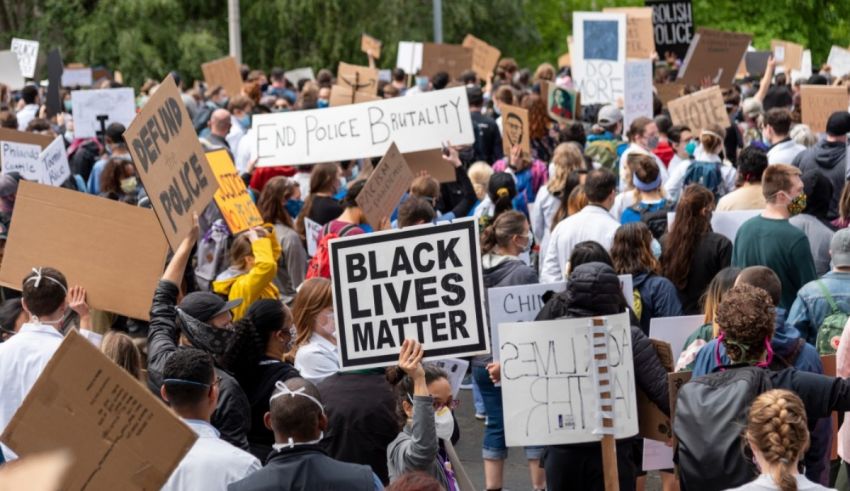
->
[356,142,414,229]
[284,67,315,84]
[637,340,673,442]
[201,56,243,99]
[305,217,322,257]
[10,38,39,79]
[654,82,684,106]
[361,33,382,59]
[0,51,25,90]
[499,312,637,446]
[421,43,474,81]
[771,39,804,72]
[745,51,772,76]
[501,104,531,161]
[0,128,53,181]
[572,12,627,106]
[645,0,693,61]
[426,358,469,398]
[329,84,381,107]
[330,218,488,369]
[254,86,474,166]
[70,88,136,139]
[462,34,502,81]
[624,59,654,129]
[801,85,850,134]
[0,330,196,490]
[0,181,169,320]
[546,83,579,123]
[207,149,263,233]
[487,281,568,362]
[667,86,729,133]
[603,7,655,59]
[337,62,380,96]
[396,42,424,74]
[124,74,219,250]
[37,136,70,187]
[61,66,92,87]
[45,49,63,118]
[678,28,751,88]
[403,149,456,183]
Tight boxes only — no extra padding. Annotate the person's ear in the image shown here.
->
[264,412,273,431]
[318,413,329,432]
[20,298,31,316]
[160,386,170,403]
[209,383,219,408]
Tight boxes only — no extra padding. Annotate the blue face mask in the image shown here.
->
[317,99,329,109]
[685,140,697,156]
[285,199,304,218]
[239,114,251,129]
[651,238,662,259]
[63,100,72,113]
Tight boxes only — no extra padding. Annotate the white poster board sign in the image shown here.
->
[38,136,70,187]
[397,42,424,74]
[572,12,627,106]
[61,67,93,87]
[500,312,637,446]
[624,59,654,129]
[0,51,25,90]
[330,218,488,369]
[284,67,315,83]
[71,88,136,138]
[828,46,850,78]
[305,217,322,257]
[668,209,761,245]
[254,86,473,166]
[10,38,39,79]
[426,358,470,398]
[0,141,42,180]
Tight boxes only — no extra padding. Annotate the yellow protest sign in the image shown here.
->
[206,149,263,233]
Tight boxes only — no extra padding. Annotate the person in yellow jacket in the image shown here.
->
[213,225,281,320]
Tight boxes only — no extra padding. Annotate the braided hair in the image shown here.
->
[745,389,809,491]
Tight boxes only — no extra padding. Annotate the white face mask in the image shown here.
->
[435,406,454,440]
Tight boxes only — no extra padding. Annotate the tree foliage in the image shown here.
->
[2,0,850,90]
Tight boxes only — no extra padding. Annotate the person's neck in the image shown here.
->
[176,407,211,423]
[317,331,336,345]
[770,134,789,145]
[753,449,798,481]
[588,201,610,211]
[314,190,334,197]
[211,130,228,139]
[762,203,790,220]
[275,431,321,447]
[266,341,285,360]
[337,209,359,224]
[493,246,519,257]
[470,106,482,113]
[640,190,663,201]
[834,266,850,273]
[827,135,847,144]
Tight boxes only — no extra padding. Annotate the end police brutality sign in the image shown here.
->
[253,86,474,166]
[330,219,489,369]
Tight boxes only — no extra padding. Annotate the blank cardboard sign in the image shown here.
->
[403,149,455,183]
[201,56,243,99]
[0,181,169,320]
[678,28,751,88]
[421,43,474,81]
[1,330,196,490]
[462,34,501,81]
[800,85,850,134]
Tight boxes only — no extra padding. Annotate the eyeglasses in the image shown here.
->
[408,393,460,411]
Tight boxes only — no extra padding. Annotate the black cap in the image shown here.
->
[178,292,242,323]
[826,111,850,136]
[466,85,484,107]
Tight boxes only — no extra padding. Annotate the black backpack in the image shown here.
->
[626,199,671,240]
[674,366,772,491]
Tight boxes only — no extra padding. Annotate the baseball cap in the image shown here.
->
[179,292,242,323]
[831,229,850,268]
[597,105,622,125]
[742,98,763,119]
[826,111,850,137]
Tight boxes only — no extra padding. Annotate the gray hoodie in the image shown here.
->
[792,139,847,218]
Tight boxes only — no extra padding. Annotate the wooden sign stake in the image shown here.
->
[592,317,620,491]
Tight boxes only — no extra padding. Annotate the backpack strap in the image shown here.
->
[815,280,841,315]
[338,223,358,237]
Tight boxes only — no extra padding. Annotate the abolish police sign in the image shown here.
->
[253,86,474,166]
[330,218,488,369]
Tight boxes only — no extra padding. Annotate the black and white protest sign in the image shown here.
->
[71,88,136,138]
[10,38,39,79]
[330,218,488,369]
[253,86,473,166]
[645,0,693,61]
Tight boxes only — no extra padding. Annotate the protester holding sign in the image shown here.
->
[212,226,281,321]
[257,177,307,303]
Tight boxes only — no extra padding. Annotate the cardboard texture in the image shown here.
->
[201,56,243,99]
[124,74,219,250]
[678,28,751,88]
[421,43,474,81]
[667,86,730,133]
[603,7,655,59]
[0,127,54,148]
[654,82,685,106]
[500,104,531,160]
[337,62,380,95]
[10,38,39,79]
[771,40,804,72]
[462,34,501,81]
[0,330,196,490]
[0,181,168,319]
[0,450,73,491]
[745,51,772,76]
[45,49,64,118]
[355,142,414,229]
[0,51,25,90]
[207,149,263,233]
[645,0,694,61]
[800,85,850,134]
[637,340,674,442]
[403,149,456,183]
[328,83,381,107]
[361,33,382,59]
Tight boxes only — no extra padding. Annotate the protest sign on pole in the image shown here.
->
[678,28,751,88]
[421,43,474,81]
[37,136,70,187]
[329,84,381,107]
[572,12,627,106]
[70,88,136,139]
[355,142,414,229]
[361,33,382,60]
[667,86,729,133]
[624,59,654,129]
[501,104,531,161]
[801,85,850,134]
[10,38,39,79]
[0,51,25,90]
[499,312,637,446]
[253,86,473,166]
[396,42,424,75]
[0,181,169,321]
[0,128,53,181]
[0,330,196,490]
[45,49,63,118]
[770,39,804,72]
[207,149,263,233]
[330,218,488,369]
[644,0,693,61]
[403,149,456,183]
[462,34,502,81]
[124,74,219,250]
[336,62,380,100]
[201,56,243,99]
[61,66,92,87]
[284,67,315,84]
[603,7,655,59]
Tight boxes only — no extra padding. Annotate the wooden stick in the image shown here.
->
[593,317,619,491]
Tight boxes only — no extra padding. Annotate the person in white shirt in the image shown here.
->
[289,278,340,384]
[0,267,89,461]
[531,143,584,258]
[667,124,694,178]
[540,169,621,283]
[226,96,254,152]
[665,124,737,203]
[16,86,40,131]
[618,117,669,192]
[160,348,260,491]
[764,108,806,165]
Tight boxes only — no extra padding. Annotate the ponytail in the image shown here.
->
[745,390,809,491]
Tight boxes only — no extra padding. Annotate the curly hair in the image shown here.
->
[716,284,775,363]
[611,222,660,276]
[662,184,715,289]
[745,389,809,491]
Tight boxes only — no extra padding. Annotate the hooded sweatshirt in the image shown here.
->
[631,271,684,335]
[213,236,281,320]
[792,139,846,218]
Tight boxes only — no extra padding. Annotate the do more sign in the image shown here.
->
[330,218,488,369]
